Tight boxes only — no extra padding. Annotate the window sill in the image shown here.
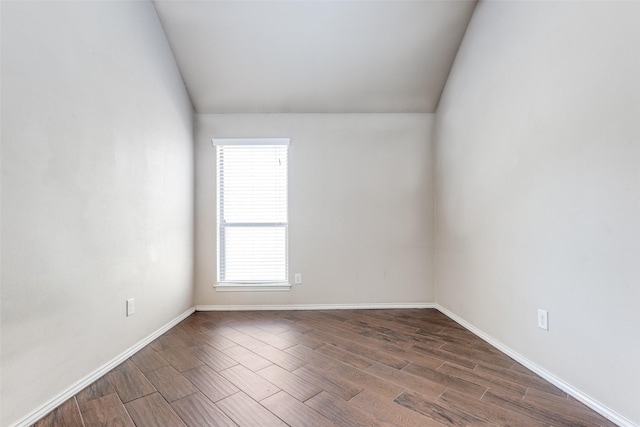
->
[214,283,292,292]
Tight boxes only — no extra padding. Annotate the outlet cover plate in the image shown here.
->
[537,309,548,330]
[127,298,135,317]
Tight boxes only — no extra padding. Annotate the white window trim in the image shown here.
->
[212,137,291,292]
[212,138,290,147]
[213,283,291,292]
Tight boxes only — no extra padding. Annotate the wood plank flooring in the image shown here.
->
[33,309,617,426]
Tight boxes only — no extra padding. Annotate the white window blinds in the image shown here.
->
[214,138,289,285]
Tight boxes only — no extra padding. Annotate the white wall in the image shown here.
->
[195,114,434,307]
[435,1,640,424]
[0,2,194,426]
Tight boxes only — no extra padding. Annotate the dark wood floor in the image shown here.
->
[34,309,617,426]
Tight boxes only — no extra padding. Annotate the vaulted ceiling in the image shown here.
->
[153,0,477,114]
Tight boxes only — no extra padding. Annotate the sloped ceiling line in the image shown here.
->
[153,0,477,114]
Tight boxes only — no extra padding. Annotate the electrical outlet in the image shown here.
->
[537,309,548,330]
[294,273,302,284]
[126,298,135,317]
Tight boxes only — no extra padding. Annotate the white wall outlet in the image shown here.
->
[537,309,548,330]
[294,273,302,284]
[126,298,135,317]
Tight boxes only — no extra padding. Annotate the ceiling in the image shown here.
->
[153,0,477,114]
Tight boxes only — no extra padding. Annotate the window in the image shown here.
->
[213,138,289,291]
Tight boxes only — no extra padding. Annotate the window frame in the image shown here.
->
[212,138,291,292]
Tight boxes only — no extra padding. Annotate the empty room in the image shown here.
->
[1,0,638,426]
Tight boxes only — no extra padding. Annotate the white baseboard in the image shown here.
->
[196,302,435,311]
[435,304,637,427]
[14,307,196,427]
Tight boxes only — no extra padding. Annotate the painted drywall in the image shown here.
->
[195,114,434,307]
[0,2,194,425]
[153,0,477,114]
[435,1,640,424]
